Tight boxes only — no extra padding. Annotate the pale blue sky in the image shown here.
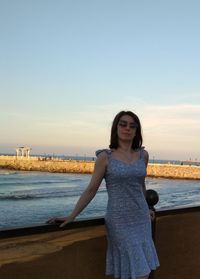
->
[0,0,200,160]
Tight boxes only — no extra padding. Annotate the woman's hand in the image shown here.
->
[149,209,155,221]
[59,215,75,228]
[47,215,75,228]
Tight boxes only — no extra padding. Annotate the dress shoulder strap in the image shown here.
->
[95,149,112,158]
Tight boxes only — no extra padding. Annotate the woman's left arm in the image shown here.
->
[142,149,149,196]
[143,150,155,220]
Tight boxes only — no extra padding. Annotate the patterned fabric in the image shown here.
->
[96,148,159,279]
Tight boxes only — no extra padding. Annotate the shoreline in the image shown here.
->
[0,156,200,180]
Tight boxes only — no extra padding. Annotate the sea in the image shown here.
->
[0,168,200,230]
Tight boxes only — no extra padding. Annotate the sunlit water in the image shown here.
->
[0,170,199,229]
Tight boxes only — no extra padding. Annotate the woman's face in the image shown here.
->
[117,114,138,142]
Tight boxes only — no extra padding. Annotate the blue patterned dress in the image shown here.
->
[96,148,159,279]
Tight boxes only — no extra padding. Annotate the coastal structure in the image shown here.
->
[0,156,200,179]
[16,147,31,158]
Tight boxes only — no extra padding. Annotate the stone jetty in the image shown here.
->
[0,156,199,179]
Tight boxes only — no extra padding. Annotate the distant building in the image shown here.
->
[16,147,31,158]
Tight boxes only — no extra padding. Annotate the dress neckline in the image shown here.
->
[110,156,143,166]
[110,148,143,166]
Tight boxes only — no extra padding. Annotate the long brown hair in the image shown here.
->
[109,111,143,149]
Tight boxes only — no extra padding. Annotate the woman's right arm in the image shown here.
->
[47,152,108,227]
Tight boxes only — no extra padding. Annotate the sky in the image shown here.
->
[0,0,200,160]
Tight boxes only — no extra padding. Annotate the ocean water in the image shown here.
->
[0,169,200,229]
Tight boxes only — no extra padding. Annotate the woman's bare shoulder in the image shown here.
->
[142,148,149,165]
[143,149,149,157]
[95,149,110,166]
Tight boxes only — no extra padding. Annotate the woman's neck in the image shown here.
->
[117,142,133,153]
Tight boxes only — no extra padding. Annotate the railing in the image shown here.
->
[0,189,158,238]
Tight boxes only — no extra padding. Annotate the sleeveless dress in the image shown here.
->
[96,148,159,279]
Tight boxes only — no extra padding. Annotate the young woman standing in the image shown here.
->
[48,110,159,279]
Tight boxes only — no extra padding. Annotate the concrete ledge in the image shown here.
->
[0,206,200,279]
[0,217,105,239]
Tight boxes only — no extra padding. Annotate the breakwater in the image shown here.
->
[0,156,199,179]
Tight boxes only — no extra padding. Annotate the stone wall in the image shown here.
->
[0,156,199,179]
[147,163,200,179]
[0,156,94,174]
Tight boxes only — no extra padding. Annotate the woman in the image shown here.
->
[48,110,159,279]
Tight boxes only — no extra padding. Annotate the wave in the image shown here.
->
[0,187,107,201]
[0,180,68,186]
[0,179,84,186]
[0,171,18,175]
[0,177,83,186]
[0,191,79,200]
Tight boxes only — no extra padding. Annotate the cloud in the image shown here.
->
[62,102,200,159]
[142,103,200,133]
[1,100,199,159]
[140,104,200,159]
